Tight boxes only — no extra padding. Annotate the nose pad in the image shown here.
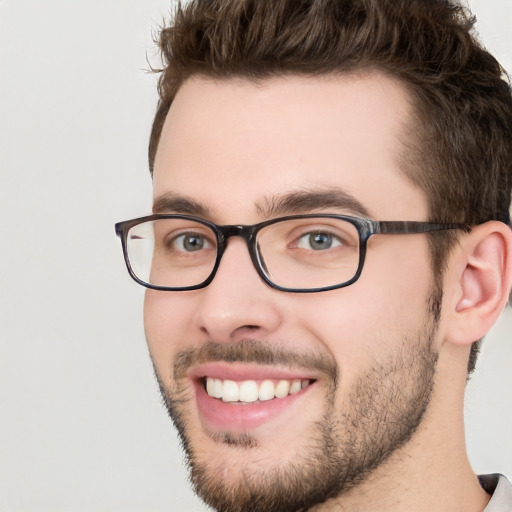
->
[193,238,282,343]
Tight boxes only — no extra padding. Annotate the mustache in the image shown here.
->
[173,340,338,384]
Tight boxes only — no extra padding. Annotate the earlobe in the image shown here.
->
[447,222,512,346]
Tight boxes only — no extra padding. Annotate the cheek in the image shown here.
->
[144,290,196,379]
[361,236,434,329]
[294,239,433,381]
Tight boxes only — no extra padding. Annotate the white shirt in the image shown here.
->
[481,474,512,511]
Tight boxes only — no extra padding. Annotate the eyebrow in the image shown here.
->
[153,192,211,216]
[256,188,372,219]
[152,187,372,220]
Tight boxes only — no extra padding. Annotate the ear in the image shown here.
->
[445,221,512,346]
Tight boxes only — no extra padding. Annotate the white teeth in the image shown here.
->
[239,380,259,402]
[258,380,275,401]
[222,380,239,402]
[206,377,215,396]
[290,379,302,394]
[213,378,223,398]
[274,380,290,398]
[206,378,223,399]
[205,377,312,402]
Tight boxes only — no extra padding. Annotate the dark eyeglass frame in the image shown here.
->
[115,214,469,293]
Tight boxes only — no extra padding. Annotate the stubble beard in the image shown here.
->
[153,294,440,512]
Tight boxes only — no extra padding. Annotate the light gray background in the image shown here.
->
[0,1,510,511]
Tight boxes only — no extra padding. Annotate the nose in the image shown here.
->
[193,237,283,343]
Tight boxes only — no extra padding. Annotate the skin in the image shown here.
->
[145,73,497,511]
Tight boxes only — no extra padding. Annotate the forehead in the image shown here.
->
[153,73,427,223]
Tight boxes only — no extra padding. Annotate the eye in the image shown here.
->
[172,233,213,252]
[296,231,342,251]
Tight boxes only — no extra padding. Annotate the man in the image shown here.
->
[115,0,512,510]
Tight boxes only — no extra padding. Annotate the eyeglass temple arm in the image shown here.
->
[374,221,470,235]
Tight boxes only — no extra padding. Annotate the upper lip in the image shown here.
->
[188,362,319,382]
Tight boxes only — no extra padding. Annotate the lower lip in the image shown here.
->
[194,380,311,432]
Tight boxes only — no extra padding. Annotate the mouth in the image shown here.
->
[190,364,318,432]
[204,376,312,403]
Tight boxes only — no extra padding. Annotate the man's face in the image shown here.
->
[146,74,440,511]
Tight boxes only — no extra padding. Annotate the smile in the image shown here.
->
[205,377,311,403]
[190,364,319,431]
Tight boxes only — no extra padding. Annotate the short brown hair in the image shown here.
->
[148,0,512,373]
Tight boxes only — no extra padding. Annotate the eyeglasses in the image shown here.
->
[115,214,468,293]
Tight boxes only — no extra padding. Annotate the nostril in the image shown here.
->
[232,324,262,338]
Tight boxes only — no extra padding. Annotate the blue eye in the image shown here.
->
[296,232,342,251]
[172,233,213,252]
